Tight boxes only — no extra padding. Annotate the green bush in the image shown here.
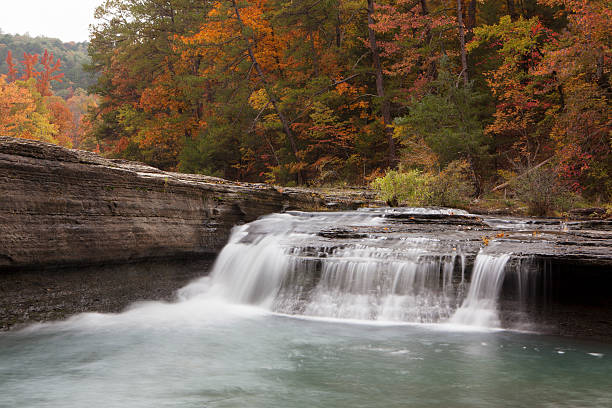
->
[370,168,431,206]
[425,160,475,207]
[371,161,475,207]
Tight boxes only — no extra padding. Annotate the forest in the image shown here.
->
[0,32,95,95]
[1,0,610,213]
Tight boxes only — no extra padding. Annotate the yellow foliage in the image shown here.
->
[0,76,58,144]
[248,88,269,110]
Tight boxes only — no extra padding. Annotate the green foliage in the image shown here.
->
[395,67,493,170]
[583,160,612,203]
[372,161,476,208]
[426,161,476,208]
[179,121,242,179]
[370,168,431,206]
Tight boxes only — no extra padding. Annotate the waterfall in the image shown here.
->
[299,248,458,322]
[178,224,291,308]
[450,252,511,327]
[181,210,519,328]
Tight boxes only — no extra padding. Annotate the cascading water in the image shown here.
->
[298,247,458,322]
[450,252,511,327]
[3,208,611,408]
[180,209,519,328]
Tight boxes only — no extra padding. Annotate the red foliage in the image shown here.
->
[19,52,40,81]
[5,51,19,82]
[37,50,64,96]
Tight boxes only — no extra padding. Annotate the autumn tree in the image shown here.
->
[468,16,558,164]
[19,52,39,81]
[66,88,99,148]
[534,0,611,199]
[5,50,18,82]
[46,95,74,146]
[0,75,36,135]
[37,50,64,96]
[0,76,60,144]
[88,0,210,169]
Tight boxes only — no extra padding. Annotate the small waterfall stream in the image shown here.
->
[450,253,511,327]
[180,209,528,328]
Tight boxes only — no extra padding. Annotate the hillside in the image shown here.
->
[0,32,95,96]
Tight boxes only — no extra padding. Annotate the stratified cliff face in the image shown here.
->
[0,138,350,271]
[0,137,380,272]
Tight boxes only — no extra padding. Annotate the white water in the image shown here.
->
[180,211,515,328]
[299,246,458,322]
[451,253,511,327]
[4,209,612,408]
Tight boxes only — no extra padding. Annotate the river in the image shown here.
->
[1,208,611,407]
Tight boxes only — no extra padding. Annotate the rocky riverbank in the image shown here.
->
[1,137,611,338]
[0,137,380,329]
[0,137,380,272]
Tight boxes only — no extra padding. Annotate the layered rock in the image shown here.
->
[2,137,610,338]
[0,137,379,272]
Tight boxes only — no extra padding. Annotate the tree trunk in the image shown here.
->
[466,0,477,31]
[230,0,302,183]
[457,0,469,86]
[309,31,320,76]
[595,50,612,97]
[491,157,553,192]
[506,0,518,20]
[419,0,438,81]
[367,0,396,166]
[336,13,342,48]
[419,0,429,15]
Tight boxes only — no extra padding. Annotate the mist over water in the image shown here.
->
[1,209,611,407]
[1,301,611,408]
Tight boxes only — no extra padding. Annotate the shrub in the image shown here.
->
[371,161,475,208]
[370,168,430,206]
[509,164,577,216]
[425,160,475,207]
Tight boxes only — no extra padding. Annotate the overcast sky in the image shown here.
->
[0,0,102,42]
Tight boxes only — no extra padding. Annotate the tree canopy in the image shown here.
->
[2,0,610,201]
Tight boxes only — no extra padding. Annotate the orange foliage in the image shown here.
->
[19,52,40,81]
[0,75,36,135]
[5,51,18,82]
[46,96,74,147]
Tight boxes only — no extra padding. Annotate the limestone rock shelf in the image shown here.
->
[0,137,379,272]
[1,137,610,338]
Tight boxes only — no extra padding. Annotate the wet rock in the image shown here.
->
[382,212,487,226]
[318,229,369,239]
[569,207,609,220]
[0,257,215,330]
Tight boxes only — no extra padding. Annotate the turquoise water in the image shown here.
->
[2,209,611,407]
[1,299,610,408]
